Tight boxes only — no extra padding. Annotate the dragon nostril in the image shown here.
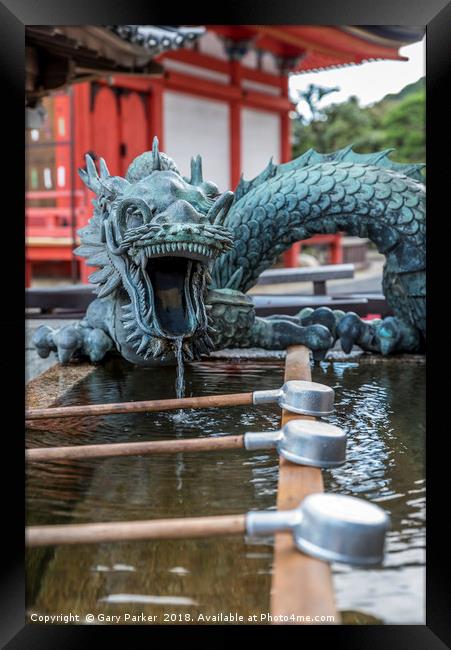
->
[152,214,170,225]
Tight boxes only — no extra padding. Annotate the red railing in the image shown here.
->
[283,234,343,268]
[25,189,92,286]
[26,190,89,238]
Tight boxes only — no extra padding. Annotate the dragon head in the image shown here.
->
[75,138,234,362]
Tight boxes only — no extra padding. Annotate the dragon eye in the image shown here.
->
[126,208,145,229]
[116,198,153,234]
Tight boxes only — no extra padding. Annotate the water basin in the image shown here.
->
[26,356,425,624]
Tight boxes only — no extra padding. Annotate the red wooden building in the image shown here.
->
[25,25,422,285]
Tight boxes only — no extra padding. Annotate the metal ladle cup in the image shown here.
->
[253,380,334,416]
[246,493,389,566]
[244,419,346,468]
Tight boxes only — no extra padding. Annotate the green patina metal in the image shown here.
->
[33,138,425,365]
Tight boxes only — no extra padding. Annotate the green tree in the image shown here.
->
[292,81,425,165]
[380,91,425,162]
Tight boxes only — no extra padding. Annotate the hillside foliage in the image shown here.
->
[291,77,425,165]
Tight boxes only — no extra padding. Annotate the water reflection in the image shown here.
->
[26,358,424,624]
[317,360,425,623]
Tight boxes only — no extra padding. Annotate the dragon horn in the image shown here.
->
[99,157,110,178]
[86,153,99,179]
[152,136,161,171]
[78,154,101,193]
[79,154,117,199]
[190,155,203,185]
[207,191,234,224]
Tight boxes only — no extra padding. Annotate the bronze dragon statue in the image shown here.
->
[33,138,425,365]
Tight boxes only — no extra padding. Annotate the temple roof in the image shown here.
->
[106,25,206,57]
[208,25,425,73]
[26,24,424,108]
[25,25,205,106]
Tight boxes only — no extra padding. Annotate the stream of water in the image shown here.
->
[173,336,186,424]
[174,337,185,400]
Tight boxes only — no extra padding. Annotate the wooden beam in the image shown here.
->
[163,49,284,89]
[230,60,242,190]
[242,89,293,113]
[164,70,241,102]
[257,264,354,286]
[280,75,291,162]
[161,49,230,75]
[256,26,404,61]
[95,59,287,95]
[164,71,291,112]
[287,26,406,60]
[105,75,155,92]
[270,346,339,624]
[280,73,295,272]
[241,66,284,89]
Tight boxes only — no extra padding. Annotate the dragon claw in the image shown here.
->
[54,326,83,364]
[32,325,56,358]
[376,316,406,356]
[31,321,113,365]
[84,329,114,363]
[298,306,339,342]
[335,313,420,355]
[336,312,364,354]
[300,323,334,362]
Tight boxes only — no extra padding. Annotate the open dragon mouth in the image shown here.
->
[118,220,233,361]
[146,257,198,338]
[120,251,216,361]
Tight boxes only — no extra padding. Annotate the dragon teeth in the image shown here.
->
[153,339,164,357]
[137,336,149,354]
[182,342,194,360]
[137,241,216,258]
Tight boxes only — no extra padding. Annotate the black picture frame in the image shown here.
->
[2,0,449,647]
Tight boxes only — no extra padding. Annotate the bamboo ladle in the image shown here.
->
[25,380,334,420]
[26,419,346,467]
[26,492,389,567]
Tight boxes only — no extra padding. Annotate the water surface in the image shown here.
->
[26,358,425,624]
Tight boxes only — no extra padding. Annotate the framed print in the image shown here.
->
[1,0,449,647]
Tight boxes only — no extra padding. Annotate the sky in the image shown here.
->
[289,36,425,120]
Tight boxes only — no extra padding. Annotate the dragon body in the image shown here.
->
[33,139,425,365]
